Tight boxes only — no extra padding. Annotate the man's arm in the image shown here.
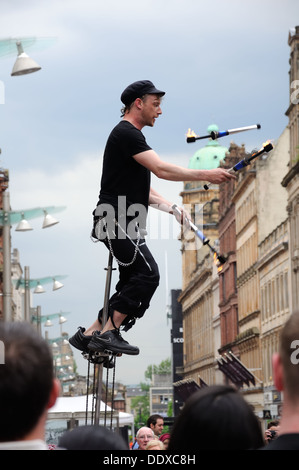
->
[149,187,190,224]
[149,187,173,211]
[133,149,235,184]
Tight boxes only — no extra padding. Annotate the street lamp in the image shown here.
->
[14,211,60,231]
[11,41,41,76]
[0,190,66,322]
[15,267,67,322]
[17,271,67,293]
[15,214,33,231]
[34,282,46,294]
[31,309,70,336]
[0,37,56,77]
[42,211,59,229]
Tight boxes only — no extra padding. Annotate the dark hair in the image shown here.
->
[120,102,133,118]
[120,93,163,118]
[146,414,164,428]
[58,425,129,450]
[168,385,264,450]
[267,420,279,429]
[0,322,54,441]
[120,95,146,118]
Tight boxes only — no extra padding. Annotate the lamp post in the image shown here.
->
[15,267,67,322]
[2,191,12,321]
[31,309,70,336]
[0,36,58,320]
[0,190,65,321]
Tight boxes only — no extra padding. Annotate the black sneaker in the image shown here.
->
[69,327,92,353]
[88,329,139,356]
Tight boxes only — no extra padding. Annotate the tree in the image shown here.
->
[144,358,171,382]
[131,394,150,429]
[131,358,171,429]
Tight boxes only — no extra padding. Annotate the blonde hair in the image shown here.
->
[145,439,165,450]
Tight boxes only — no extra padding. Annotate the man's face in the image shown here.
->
[152,418,164,436]
[140,94,162,127]
[137,428,154,450]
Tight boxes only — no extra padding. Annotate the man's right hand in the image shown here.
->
[204,168,236,184]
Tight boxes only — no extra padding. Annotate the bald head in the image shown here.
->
[136,427,154,450]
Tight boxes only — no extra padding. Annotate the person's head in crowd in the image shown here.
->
[264,420,280,444]
[145,439,165,450]
[273,312,299,405]
[159,433,170,450]
[146,414,164,436]
[136,426,155,450]
[168,385,264,450]
[58,425,128,450]
[0,321,59,444]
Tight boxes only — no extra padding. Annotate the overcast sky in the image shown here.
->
[0,0,297,385]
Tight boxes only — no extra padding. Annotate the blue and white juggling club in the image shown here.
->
[186,124,261,143]
[203,140,273,191]
[171,204,227,266]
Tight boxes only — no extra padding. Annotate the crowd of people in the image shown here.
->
[130,415,170,450]
[1,311,299,450]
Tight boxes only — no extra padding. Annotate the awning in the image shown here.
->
[216,352,256,387]
[47,395,134,426]
[173,377,207,402]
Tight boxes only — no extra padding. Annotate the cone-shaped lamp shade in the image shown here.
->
[15,216,33,231]
[45,318,53,327]
[11,42,41,76]
[43,213,59,229]
[34,283,46,293]
[53,280,64,291]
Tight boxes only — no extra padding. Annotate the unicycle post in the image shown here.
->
[94,252,114,425]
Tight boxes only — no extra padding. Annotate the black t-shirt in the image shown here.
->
[260,433,299,450]
[97,121,152,217]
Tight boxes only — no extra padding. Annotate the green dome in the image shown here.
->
[188,124,228,170]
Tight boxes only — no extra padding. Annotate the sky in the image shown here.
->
[0,0,298,385]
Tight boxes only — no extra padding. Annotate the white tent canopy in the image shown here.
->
[48,395,134,427]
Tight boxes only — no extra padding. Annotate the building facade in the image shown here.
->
[218,143,241,352]
[169,289,184,416]
[179,130,226,386]
[178,124,290,419]
[282,26,299,312]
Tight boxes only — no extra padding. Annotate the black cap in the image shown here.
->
[121,80,165,106]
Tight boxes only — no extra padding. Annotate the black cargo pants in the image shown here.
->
[93,215,160,331]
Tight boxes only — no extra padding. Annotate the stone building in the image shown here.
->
[230,150,264,413]
[177,27,296,419]
[179,129,290,414]
[179,127,227,385]
[282,26,299,312]
[229,127,289,414]
[218,143,242,353]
